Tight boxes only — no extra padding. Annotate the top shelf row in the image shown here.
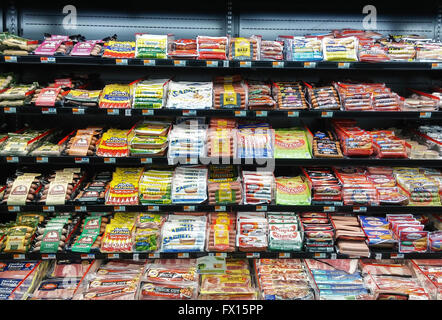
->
[2,55,442,70]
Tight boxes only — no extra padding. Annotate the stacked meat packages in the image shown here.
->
[255,259,315,300]
[242,171,274,204]
[268,213,303,251]
[171,167,208,204]
[138,259,199,300]
[128,121,170,157]
[213,75,247,109]
[207,165,242,205]
[301,212,335,253]
[236,123,273,159]
[332,120,373,157]
[358,216,396,250]
[237,212,268,252]
[271,82,308,110]
[75,260,145,300]
[196,36,228,60]
[160,215,206,253]
[206,212,236,252]
[330,215,370,257]
[260,40,284,60]
[207,118,237,158]
[306,84,341,110]
[168,121,207,162]
[334,167,379,206]
[246,81,277,110]
[0,261,46,300]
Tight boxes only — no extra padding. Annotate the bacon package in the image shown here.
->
[197,36,228,60]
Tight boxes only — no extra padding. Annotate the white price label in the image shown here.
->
[8,206,20,212]
[255,111,267,117]
[43,206,55,212]
[6,157,18,163]
[234,110,246,117]
[324,206,336,212]
[143,60,156,66]
[391,253,404,259]
[114,206,126,212]
[239,61,251,68]
[246,253,260,258]
[256,205,267,211]
[182,110,196,116]
[177,253,189,258]
[314,253,326,258]
[115,59,128,65]
[223,60,229,68]
[42,108,57,114]
[330,253,337,260]
[278,252,290,258]
[431,63,442,69]
[321,111,333,118]
[419,112,431,118]
[375,253,382,260]
[272,61,284,68]
[75,157,89,164]
[42,254,56,260]
[184,206,195,211]
[338,62,350,68]
[107,109,119,115]
[13,254,25,259]
[304,62,317,68]
[133,253,140,261]
[81,254,95,259]
[104,157,116,164]
[142,110,154,116]
[353,207,367,213]
[140,158,153,164]
[72,108,85,115]
[4,107,16,114]
[125,109,132,116]
[288,111,299,117]
[40,57,56,63]
[215,206,226,212]
[148,253,160,259]
[174,60,186,67]
[4,56,17,63]
[148,206,159,211]
[108,254,120,259]
[75,206,87,212]
[206,61,218,67]
[36,157,48,163]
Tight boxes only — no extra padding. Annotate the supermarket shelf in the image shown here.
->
[2,155,442,167]
[1,55,442,70]
[1,106,441,119]
[0,251,439,261]
[1,204,442,214]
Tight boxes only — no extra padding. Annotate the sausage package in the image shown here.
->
[228,36,260,61]
[322,37,358,62]
[135,34,172,59]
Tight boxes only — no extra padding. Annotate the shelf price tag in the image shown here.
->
[223,60,229,68]
[255,111,267,117]
[177,253,189,258]
[314,253,326,258]
[303,62,317,68]
[43,206,55,212]
[353,207,367,213]
[419,112,431,118]
[183,206,195,211]
[104,157,116,164]
[234,110,246,117]
[148,253,160,259]
[40,57,56,63]
[125,109,131,116]
[182,110,196,116]
[115,59,128,65]
[246,253,260,258]
[114,206,126,212]
[42,108,57,114]
[75,157,89,164]
[107,109,119,115]
[330,253,337,260]
[8,206,20,212]
[375,253,382,260]
[174,60,186,67]
[431,63,442,69]
[321,111,333,118]
[206,61,218,67]
[215,206,226,212]
[36,157,49,163]
[390,253,404,259]
[183,157,198,165]
[338,62,350,68]
[208,252,227,258]
[4,107,16,114]
[256,205,267,211]
[288,111,299,117]
[133,253,140,261]
[13,254,25,260]
[148,206,159,211]
[142,109,154,116]
[143,59,156,66]
[323,206,335,212]
[81,254,95,259]
[278,252,290,258]
[42,254,56,260]
[6,157,18,163]
[140,158,153,164]
[75,206,87,212]
[4,56,17,63]
[272,61,284,68]
[239,61,252,68]
[108,253,120,259]
[72,108,85,115]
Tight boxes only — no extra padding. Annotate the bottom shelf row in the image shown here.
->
[2,258,440,300]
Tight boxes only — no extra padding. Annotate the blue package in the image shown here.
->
[0,261,38,272]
